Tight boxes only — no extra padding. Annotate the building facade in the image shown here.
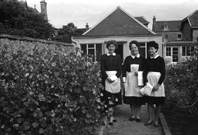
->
[73,7,162,63]
[152,10,198,65]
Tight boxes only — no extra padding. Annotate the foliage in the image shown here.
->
[0,44,105,135]
[164,50,198,116]
[53,23,86,43]
[0,0,54,39]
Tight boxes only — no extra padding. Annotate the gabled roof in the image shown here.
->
[182,10,198,28]
[83,6,155,37]
[135,16,149,25]
[153,20,181,32]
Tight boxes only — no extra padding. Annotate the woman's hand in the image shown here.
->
[107,77,114,83]
[152,84,160,91]
[134,72,138,76]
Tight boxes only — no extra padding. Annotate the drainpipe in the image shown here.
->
[197,37,198,75]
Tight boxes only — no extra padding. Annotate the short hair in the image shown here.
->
[147,41,159,50]
[106,40,118,49]
[129,40,140,50]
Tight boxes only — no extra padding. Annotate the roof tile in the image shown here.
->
[83,7,155,36]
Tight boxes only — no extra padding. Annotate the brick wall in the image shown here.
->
[0,34,74,55]
[163,32,182,42]
[193,29,198,42]
[181,21,192,41]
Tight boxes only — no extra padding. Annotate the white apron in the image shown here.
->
[125,72,143,97]
[147,72,165,97]
[105,71,120,94]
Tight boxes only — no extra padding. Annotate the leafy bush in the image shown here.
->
[164,54,198,115]
[0,44,105,135]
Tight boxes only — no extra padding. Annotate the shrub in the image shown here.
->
[164,55,198,115]
[0,44,105,135]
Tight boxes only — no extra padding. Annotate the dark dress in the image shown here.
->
[122,55,145,105]
[143,55,166,105]
[100,53,122,111]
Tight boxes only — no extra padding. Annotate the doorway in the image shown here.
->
[115,43,123,61]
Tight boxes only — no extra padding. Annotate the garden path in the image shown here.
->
[101,104,163,135]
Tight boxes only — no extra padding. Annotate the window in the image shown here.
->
[166,47,171,56]
[162,23,168,30]
[80,43,102,61]
[139,42,146,58]
[182,46,194,56]
[177,34,182,40]
[182,47,186,56]
[187,46,194,56]
[172,47,178,62]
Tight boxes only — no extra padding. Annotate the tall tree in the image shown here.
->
[0,0,54,39]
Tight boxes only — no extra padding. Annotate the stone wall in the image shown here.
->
[0,34,74,55]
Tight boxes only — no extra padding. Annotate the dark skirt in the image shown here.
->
[124,96,145,105]
[101,90,122,111]
[145,96,165,105]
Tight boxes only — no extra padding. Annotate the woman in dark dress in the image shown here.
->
[122,40,145,122]
[143,41,166,127]
[100,40,122,125]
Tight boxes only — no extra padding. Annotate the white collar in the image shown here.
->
[150,54,159,59]
[107,53,116,56]
[131,54,140,59]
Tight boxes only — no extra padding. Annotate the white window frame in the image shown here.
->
[166,47,171,56]
[182,46,194,56]
[80,43,102,61]
[172,47,179,62]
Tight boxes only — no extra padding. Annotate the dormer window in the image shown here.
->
[177,33,182,40]
[162,23,168,31]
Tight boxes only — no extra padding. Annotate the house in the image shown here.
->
[152,10,198,65]
[72,6,162,62]
[20,0,48,21]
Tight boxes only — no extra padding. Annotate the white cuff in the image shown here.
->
[123,77,126,82]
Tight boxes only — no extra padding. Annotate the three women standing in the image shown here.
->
[122,40,145,122]
[100,40,166,127]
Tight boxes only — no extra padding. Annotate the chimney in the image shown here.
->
[152,16,156,31]
[85,23,89,30]
[40,0,48,21]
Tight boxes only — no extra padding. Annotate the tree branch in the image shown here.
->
[179,98,198,108]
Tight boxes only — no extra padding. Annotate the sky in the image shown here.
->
[26,0,198,29]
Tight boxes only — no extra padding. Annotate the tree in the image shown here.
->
[53,23,85,43]
[0,0,54,39]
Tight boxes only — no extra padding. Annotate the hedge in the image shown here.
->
[0,44,106,135]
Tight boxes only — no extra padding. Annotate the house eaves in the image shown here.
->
[73,34,161,40]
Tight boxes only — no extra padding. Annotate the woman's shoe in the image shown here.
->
[135,118,141,122]
[109,122,113,125]
[113,119,117,122]
[144,121,153,126]
[153,123,159,127]
[129,117,135,121]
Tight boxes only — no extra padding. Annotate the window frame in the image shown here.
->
[80,43,102,61]
[166,47,171,56]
